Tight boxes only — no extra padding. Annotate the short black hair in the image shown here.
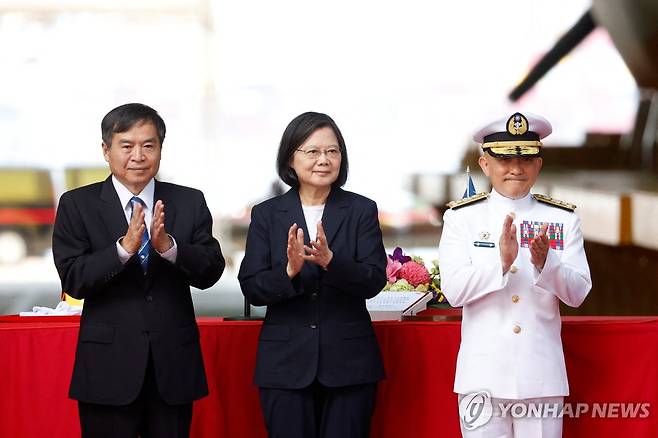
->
[101,103,166,146]
[276,112,349,188]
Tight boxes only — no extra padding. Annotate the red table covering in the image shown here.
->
[1,315,657,437]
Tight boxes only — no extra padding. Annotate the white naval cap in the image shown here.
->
[473,112,552,157]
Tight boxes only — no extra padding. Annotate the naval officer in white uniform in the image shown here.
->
[438,112,592,437]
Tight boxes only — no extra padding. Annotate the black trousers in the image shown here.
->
[78,349,193,438]
[259,380,378,438]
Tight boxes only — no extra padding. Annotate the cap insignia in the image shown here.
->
[507,113,528,136]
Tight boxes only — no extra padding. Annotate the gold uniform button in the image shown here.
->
[512,295,520,303]
[510,265,518,274]
[513,325,521,334]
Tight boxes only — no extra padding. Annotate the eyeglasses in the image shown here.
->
[295,147,341,160]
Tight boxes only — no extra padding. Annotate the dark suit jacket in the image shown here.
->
[52,176,224,406]
[238,188,387,389]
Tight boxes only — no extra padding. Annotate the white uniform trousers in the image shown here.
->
[458,395,564,438]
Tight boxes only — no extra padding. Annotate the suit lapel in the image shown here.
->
[277,187,349,246]
[321,188,349,246]
[154,179,177,232]
[277,189,310,245]
[99,176,129,241]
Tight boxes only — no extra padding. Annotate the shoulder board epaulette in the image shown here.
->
[532,194,576,212]
[446,192,489,210]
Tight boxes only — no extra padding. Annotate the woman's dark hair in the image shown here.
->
[276,112,349,188]
[101,103,166,147]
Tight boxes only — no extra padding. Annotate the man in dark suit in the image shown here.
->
[52,103,224,438]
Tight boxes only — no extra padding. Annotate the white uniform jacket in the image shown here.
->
[438,189,592,399]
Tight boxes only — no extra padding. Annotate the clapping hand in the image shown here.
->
[499,213,518,274]
[303,221,333,270]
[286,223,305,278]
[530,223,549,270]
[121,201,146,254]
[151,200,172,253]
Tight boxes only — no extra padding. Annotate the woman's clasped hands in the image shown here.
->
[286,222,333,278]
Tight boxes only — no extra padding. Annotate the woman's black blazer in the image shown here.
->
[238,187,387,389]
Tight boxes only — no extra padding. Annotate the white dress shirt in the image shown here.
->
[302,204,325,242]
[112,176,177,264]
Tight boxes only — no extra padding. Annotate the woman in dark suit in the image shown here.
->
[238,112,387,438]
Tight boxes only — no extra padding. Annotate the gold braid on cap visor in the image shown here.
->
[482,140,542,156]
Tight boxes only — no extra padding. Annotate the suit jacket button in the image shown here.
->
[510,265,518,274]
[146,295,153,302]
[310,323,318,329]
[512,295,520,303]
[513,325,521,334]
[311,292,318,301]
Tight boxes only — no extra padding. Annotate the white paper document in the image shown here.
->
[366,291,432,321]
[19,301,83,316]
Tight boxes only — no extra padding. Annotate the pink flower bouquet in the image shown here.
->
[384,247,447,304]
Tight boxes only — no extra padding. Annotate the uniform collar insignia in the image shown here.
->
[532,193,576,212]
[446,192,489,210]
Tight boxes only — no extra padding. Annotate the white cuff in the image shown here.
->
[535,249,558,285]
[116,239,134,265]
[157,234,177,264]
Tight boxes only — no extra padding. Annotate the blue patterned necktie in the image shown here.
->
[130,196,151,274]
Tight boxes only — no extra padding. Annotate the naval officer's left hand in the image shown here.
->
[530,223,549,270]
